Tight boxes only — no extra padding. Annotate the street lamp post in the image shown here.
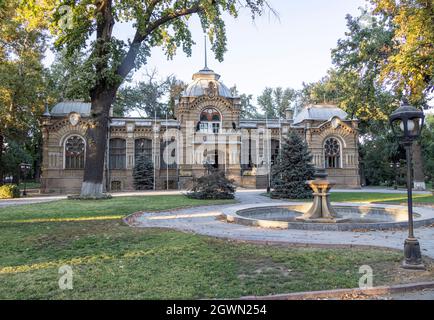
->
[19,163,31,196]
[389,102,425,270]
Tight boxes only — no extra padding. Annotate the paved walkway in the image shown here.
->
[0,186,431,209]
[130,190,434,259]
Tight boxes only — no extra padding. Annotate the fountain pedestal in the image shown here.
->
[297,169,347,223]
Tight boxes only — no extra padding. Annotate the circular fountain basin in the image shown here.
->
[221,203,434,231]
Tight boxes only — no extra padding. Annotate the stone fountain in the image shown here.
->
[296,168,347,223]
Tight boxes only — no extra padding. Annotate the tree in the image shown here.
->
[371,0,434,103]
[230,85,259,119]
[18,0,271,197]
[358,131,402,186]
[271,131,315,199]
[46,50,91,102]
[330,6,431,188]
[133,154,154,190]
[1,140,33,183]
[113,72,185,118]
[328,9,398,129]
[187,163,235,199]
[299,69,397,134]
[0,0,47,183]
[421,115,434,187]
[257,87,296,118]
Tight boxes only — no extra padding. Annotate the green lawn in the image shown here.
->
[0,194,432,299]
[262,192,434,204]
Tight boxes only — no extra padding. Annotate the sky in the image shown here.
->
[132,0,367,98]
[45,0,368,102]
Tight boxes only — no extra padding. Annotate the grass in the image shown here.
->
[0,194,432,299]
[262,192,434,204]
[0,195,235,223]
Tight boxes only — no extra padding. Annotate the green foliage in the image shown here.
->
[46,50,91,102]
[18,0,270,92]
[230,85,260,119]
[1,139,33,181]
[0,184,20,199]
[271,132,315,199]
[359,132,403,186]
[371,0,434,102]
[296,10,398,134]
[113,73,185,118]
[187,164,236,200]
[0,0,48,183]
[257,87,297,119]
[133,154,154,190]
[422,115,434,185]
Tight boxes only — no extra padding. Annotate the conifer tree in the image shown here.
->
[133,154,154,190]
[271,131,315,199]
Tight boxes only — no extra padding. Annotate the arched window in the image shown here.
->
[199,108,221,133]
[65,136,85,169]
[109,138,126,169]
[324,137,341,168]
[134,138,152,161]
[160,137,177,169]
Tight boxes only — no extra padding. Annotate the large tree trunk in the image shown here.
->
[412,141,426,190]
[80,89,115,198]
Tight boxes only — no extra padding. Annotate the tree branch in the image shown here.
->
[116,3,202,80]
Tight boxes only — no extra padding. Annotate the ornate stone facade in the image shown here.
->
[40,67,360,194]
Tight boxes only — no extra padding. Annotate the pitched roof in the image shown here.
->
[293,104,348,124]
[50,101,91,116]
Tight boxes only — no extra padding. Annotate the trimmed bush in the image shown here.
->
[0,184,20,199]
[187,164,236,200]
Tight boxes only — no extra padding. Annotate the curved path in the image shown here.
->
[129,190,434,259]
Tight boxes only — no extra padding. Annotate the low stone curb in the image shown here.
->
[240,281,434,300]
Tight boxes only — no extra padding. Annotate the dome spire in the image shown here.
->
[204,35,208,69]
[201,35,212,72]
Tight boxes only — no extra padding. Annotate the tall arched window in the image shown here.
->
[134,138,152,161]
[109,138,126,169]
[324,137,341,168]
[65,136,85,169]
[199,108,221,133]
[160,137,177,169]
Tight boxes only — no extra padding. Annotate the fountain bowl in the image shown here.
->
[221,203,434,231]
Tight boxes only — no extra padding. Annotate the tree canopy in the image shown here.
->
[257,87,297,119]
[371,0,434,103]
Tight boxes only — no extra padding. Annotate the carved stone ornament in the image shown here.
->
[68,112,81,126]
[331,117,340,129]
[206,81,218,98]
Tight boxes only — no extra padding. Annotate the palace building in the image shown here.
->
[40,65,361,194]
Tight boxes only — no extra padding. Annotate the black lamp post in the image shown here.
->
[389,102,425,270]
[19,163,31,196]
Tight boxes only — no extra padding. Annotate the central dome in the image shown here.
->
[182,67,232,98]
